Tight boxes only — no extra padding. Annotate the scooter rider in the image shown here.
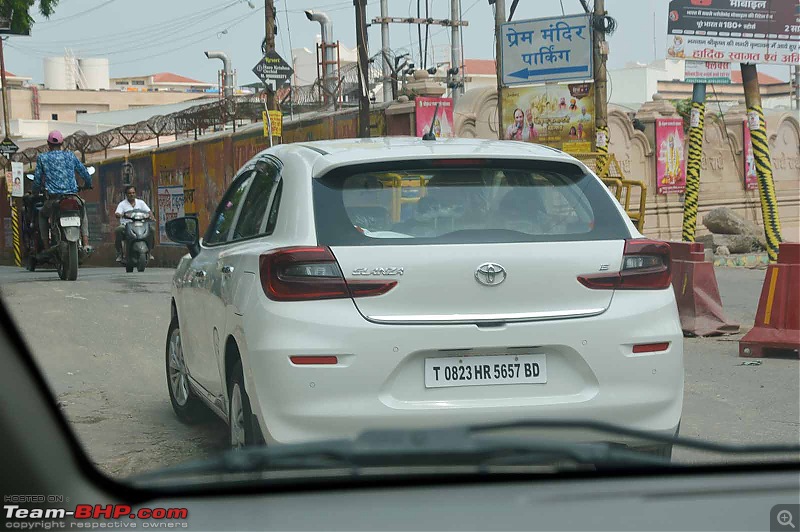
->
[115,185,155,262]
[33,131,93,251]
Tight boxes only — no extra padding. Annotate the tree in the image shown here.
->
[0,0,59,36]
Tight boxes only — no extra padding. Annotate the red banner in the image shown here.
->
[656,118,687,195]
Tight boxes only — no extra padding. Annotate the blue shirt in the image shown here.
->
[33,150,92,195]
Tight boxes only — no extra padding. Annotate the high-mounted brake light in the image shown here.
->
[260,247,397,302]
[430,159,485,166]
[577,239,671,290]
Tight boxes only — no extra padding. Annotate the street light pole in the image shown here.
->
[265,0,277,111]
[355,0,370,138]
[380,0,392,102]
[450,0,461,106]
[0,36,11,138]
[494,0,505,140]
[593,0,609,168]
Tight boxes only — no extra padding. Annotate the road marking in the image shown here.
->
[763,268,779,325]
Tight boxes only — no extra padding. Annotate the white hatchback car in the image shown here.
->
[164,137,683,453]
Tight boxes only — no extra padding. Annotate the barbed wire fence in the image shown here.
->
[9,51,390,167]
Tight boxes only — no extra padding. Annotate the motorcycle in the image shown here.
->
[119,209,153,273]
[23,168,95,281]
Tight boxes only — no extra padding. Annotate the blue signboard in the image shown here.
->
[500,14,593,86]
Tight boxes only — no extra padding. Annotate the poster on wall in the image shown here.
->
[500,82,594,153]
[415,97,455,138]
[157,186,185,246]
[655,118,687,194]
[742,120,759,191]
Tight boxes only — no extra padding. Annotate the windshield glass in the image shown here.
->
[1,0,798,501]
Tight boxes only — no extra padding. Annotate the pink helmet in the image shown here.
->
[47,130,64,145]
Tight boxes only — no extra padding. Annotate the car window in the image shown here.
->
[204,170,254,245]
[313,160,629,246]
[233,160,280,240]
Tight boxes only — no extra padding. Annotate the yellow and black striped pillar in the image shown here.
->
[682,84,706,242]
[11,200,21,267]
[747,105,783,262]
[741,64,783,263]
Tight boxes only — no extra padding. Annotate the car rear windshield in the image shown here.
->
[313,159,631,246]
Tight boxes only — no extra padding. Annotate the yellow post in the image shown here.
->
[11,199,20,267]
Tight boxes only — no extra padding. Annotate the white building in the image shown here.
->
[109,72,215,93]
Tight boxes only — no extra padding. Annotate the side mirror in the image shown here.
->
[26,174,35,181]
[87,166,96,176]
[165,216,200,258]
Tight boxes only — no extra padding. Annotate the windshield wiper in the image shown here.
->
[131,420,800,486]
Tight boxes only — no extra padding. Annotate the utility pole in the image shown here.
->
[265,0,277,111]
[741,63,782,263]
[355,0,370,138]
[593,0,609,168]
[380,0,392,103]
[0,36,11,138]
[450,0,462,106]
[681,83,706,243]
[493,0,505,140]
[793,64,800,111]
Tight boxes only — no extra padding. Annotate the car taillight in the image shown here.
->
[260,247,397,302]
[577,239,671,290]
[59,197,81,211]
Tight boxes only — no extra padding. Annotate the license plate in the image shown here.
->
[133,222,144,227]
[424,354,547,388]
[60,216,81,227]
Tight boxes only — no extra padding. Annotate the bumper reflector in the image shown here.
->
[632,342,670,354]
[290,356,339,365]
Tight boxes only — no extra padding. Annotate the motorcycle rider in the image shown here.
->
[33,131,93,251]
[114,185,155,262]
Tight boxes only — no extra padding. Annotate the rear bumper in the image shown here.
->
[239,289,684,445]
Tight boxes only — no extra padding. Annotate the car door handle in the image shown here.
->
[221,265,235,275]
[194,269,207,278]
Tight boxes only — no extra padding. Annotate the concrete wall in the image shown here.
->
[453,87,800,244]
[0,107,392,265]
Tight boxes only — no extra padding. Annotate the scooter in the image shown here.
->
[24,168,94,281]
[120,209,153,273]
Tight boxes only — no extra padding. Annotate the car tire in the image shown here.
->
[228,360,257,449]
[165,316,206,424]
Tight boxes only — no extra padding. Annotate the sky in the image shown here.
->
[4,0,792,86]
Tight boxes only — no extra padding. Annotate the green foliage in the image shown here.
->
[672,98,693,133]
[0,0,59,35]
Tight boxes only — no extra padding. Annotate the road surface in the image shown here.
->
[0,265,797,477]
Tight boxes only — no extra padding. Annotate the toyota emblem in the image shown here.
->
[475,263,507,286]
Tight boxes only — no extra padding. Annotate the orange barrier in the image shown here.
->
[668,241,740,337]
[739,242,800,358]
